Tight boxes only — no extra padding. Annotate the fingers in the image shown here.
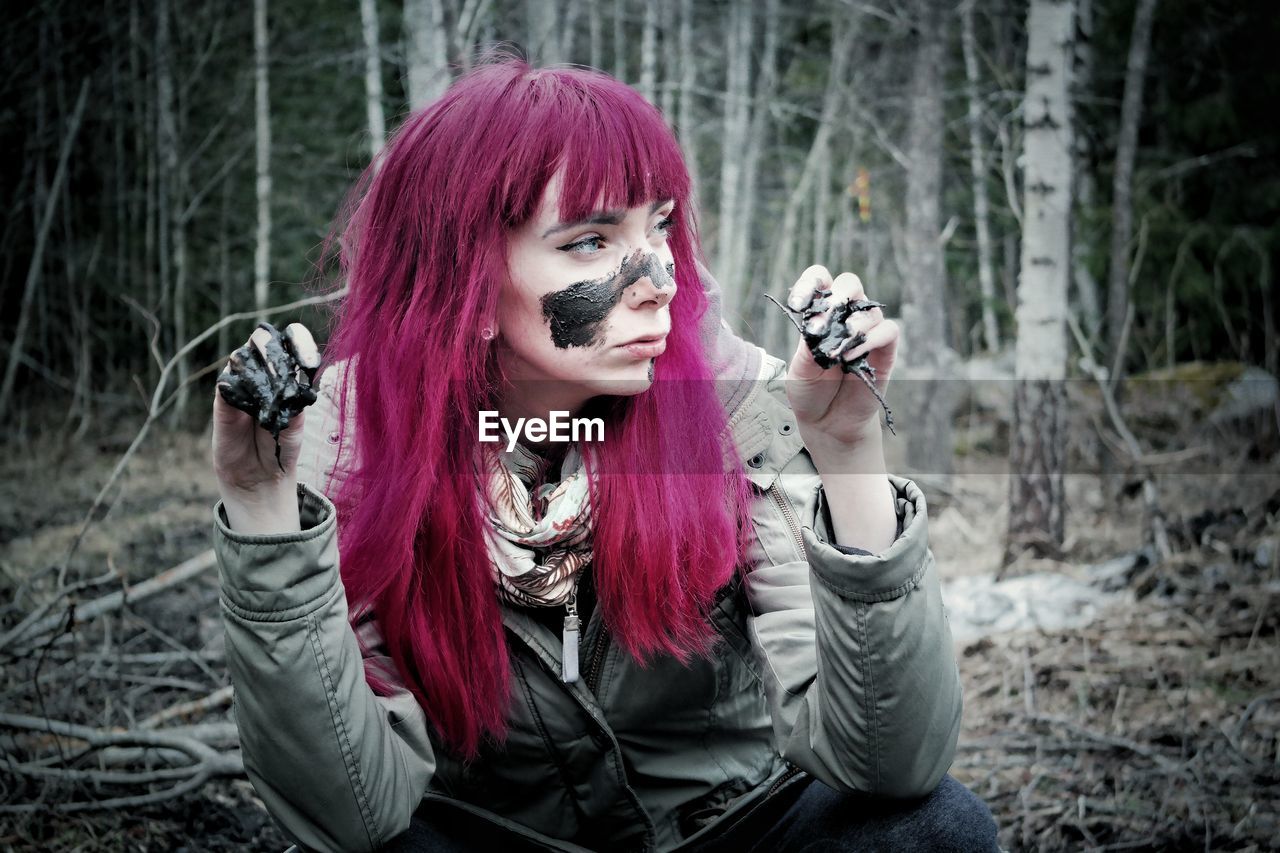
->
[250,326,278,378]
[789,335,829,382]
[781,266,892,374]
[216,321,321,430]
[283,323,321,381]
[839,296,883,343]
[829,272,865,305]
[841,317,899,364]
[786,265,833,312]
[788,269,881,338]
[236,322,319,382]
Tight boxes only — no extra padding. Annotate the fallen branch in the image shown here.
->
[0,712,242,813]
[0,549,216,653]
[138,685,233,729]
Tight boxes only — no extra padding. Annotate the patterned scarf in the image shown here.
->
[481,441,594,608]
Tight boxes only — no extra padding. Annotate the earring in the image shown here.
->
[480,326,496,341]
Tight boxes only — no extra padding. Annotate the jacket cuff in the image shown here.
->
[212,482,340,619]
[802,474,930,603]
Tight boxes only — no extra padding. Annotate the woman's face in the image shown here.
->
[496,172,678,417]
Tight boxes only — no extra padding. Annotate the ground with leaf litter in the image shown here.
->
[1,403,1276,852]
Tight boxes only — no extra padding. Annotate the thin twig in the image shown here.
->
[137,686,233,730]
[1025,713,1188,776]
[58,286,346,582]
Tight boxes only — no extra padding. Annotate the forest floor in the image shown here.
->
[0,406,1277,852]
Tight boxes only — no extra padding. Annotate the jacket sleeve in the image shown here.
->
[743,459,963,799]
[214,482,436,852]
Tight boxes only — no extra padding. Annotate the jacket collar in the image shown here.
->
[724,350,806,490]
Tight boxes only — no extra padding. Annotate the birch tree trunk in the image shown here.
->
[613,0,626,81]
[157,0,191,422]
[171,158,190,422]
[716,0,751,317]
[218,177,232,362]
[156,0,174,358]
[135,0,158,389]
[526,0,560,65]
[900,0,955,478]
[1004,0,1077,568]
[0,82,89,422]
[1072,0,1103,341]
[588,1,601,69]
[253,0,271,320]
[405,0,450,111]
[676,0,697,192]
[561,0,582,63]
[812,133,831,266]
[762,6,849,357]
[360,0,386,161]
[639,0,656,102]
[1105,0,1158,377]
[657,0,674,119]
[962,0,1000,354]
[731,0,777,317]
[454,0,489,71]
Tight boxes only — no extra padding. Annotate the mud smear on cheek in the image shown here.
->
[540,250,676,349]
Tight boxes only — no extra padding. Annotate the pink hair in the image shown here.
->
[313,55,755,759]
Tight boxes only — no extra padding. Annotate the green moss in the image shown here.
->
[1129,361,1249,412]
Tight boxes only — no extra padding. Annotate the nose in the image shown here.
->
[623,254,676,309]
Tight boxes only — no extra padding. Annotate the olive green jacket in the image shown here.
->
[212,351,963,852]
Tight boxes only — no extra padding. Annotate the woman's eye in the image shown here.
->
[653,216,674,237]
[558,235,604,255]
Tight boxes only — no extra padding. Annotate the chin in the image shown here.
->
[586,368,656,397]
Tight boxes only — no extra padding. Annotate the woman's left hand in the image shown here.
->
[783,265,899,452]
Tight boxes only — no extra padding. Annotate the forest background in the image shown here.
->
[1,0,1277,850]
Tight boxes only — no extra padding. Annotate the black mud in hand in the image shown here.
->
[217,322,322,471]
[765,291,897,435]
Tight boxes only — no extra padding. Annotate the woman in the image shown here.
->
[210,57,999,852]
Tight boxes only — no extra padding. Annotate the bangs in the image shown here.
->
[498,67,691,227]
[551,81,690,222]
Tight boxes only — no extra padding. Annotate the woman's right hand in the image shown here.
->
[212,324,318,534]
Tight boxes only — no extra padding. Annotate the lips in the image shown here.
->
[618,333,668,347]
[619,334,668,359]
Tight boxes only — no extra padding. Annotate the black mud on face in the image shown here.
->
[540,250,675,349]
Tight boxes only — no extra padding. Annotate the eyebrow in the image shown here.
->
[541,198,673,239]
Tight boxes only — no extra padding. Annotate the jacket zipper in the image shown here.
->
[584,623,611,694]
[768,482,806,559]
[764,764,803,798]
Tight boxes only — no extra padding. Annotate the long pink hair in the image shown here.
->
[316,55,755,760]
